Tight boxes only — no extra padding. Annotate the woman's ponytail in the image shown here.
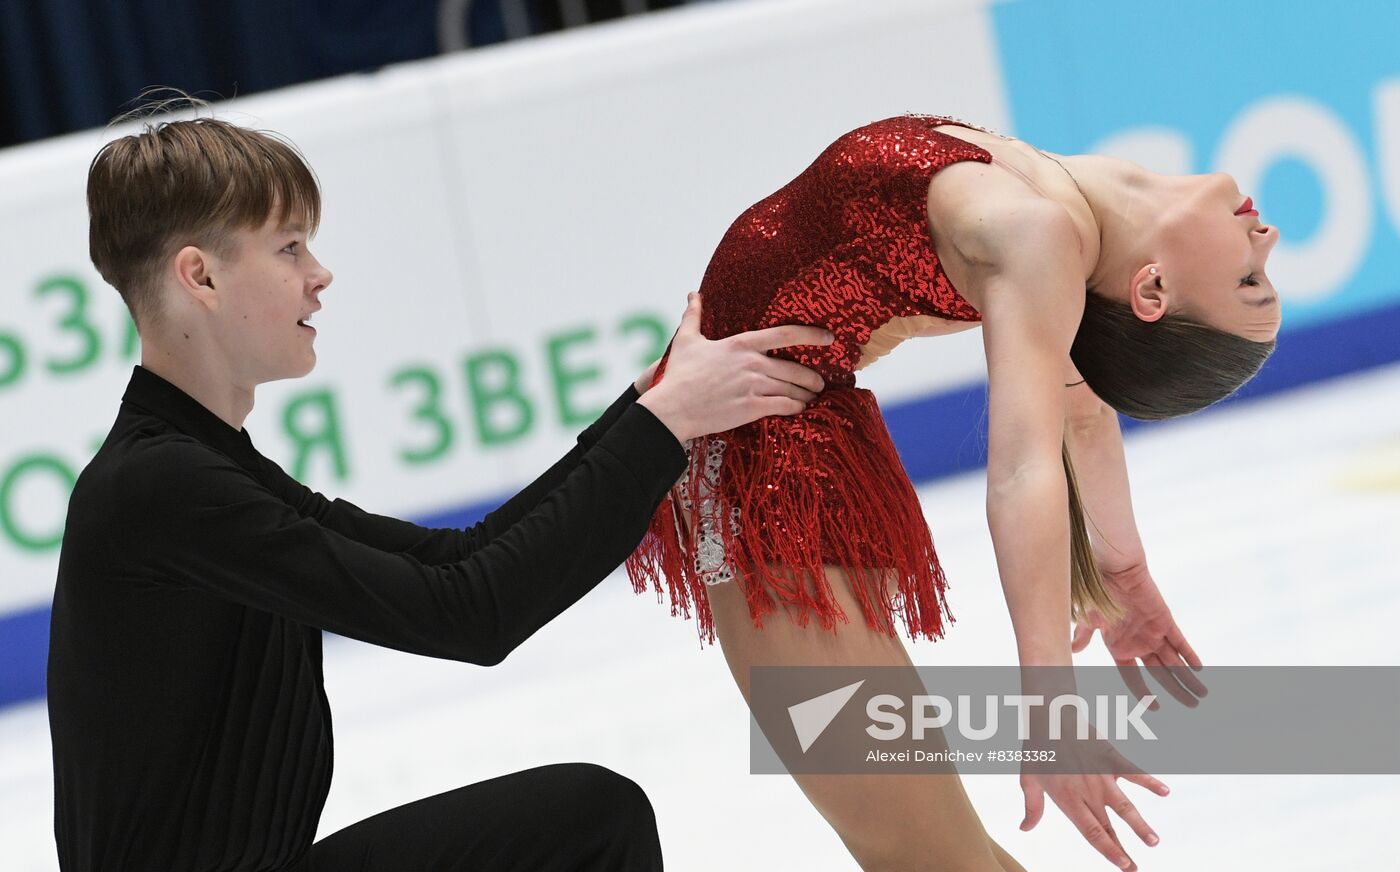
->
[1061,438,1125,625]
[1062,285,1277,624]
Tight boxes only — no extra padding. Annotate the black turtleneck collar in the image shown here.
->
[120,364,265,471]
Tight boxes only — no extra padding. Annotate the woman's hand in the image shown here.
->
[637,292,833,442]
[1020,730,1169,871]
[1071,564,1207,709]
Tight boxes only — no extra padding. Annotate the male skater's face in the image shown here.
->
[200,210,334,384]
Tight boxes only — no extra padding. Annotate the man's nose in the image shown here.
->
[312,264,333,292]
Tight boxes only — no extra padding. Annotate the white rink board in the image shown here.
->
[0,0,1005,614]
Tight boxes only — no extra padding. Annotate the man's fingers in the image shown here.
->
[675,292,703,336]
[736,323,835,352]
[757,357,826,394]
[756,379,819,404]
[754,396,808,419]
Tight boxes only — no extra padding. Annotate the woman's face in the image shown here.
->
[1148,172,1281,342]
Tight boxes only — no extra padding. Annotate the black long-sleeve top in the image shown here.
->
[46,363,687,872]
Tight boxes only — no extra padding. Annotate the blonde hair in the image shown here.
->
[1062,441,1127,625]
[87,89,322,332]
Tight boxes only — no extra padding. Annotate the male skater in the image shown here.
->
[48,109,832,871]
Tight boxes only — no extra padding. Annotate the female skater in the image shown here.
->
[627,114,1280,871]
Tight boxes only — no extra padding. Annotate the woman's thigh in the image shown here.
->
[704,565,1012,871]
[294,762,662,872]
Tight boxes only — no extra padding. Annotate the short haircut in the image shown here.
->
[87,96,322,332]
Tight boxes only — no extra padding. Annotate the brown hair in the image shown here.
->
[1061,287,1276,624]
[87,90,322,332]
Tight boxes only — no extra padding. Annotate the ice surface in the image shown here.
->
[4,363,1398,871]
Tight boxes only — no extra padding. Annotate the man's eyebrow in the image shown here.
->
[1249,295,1278,307]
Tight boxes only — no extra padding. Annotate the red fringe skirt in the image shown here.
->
[624,385,956,646]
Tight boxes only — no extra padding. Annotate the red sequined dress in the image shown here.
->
[625,114,1002,645]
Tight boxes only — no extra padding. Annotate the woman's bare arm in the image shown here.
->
[1062,362,1148,576]
[979,203,1168,872]
[978,204,1086,668]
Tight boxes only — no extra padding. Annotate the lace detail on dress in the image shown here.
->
[673,437,741,586]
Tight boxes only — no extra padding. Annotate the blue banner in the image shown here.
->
[992,0,1400,331]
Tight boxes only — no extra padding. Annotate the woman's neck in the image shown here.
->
[1056,154,1173,299]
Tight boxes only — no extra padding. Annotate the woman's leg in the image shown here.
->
[704,565,1027,872]
[295,762,662,871]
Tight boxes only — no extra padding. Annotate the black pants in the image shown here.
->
[285,763,663,871]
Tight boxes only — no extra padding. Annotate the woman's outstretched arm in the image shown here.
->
[978,204,1167,871]
[1063,375,1206,705]
[978,205,1085,669]
[1061,373,1148,575]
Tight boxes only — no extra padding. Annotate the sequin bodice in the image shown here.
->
[697,114,998,389]
[631,115,1009,643]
